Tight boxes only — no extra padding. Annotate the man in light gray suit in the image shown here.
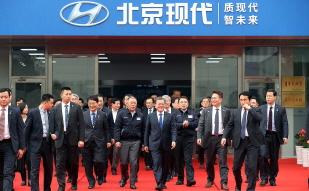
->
[259,89,288,186]
[144,97,177,191]
[197,91,230,190]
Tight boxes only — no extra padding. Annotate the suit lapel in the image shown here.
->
[8,106,12,129]
[36,108,43,128]
[209,107,213,129]
[86,111,93,127]
[162,112,168,130]
[57,104,63,122]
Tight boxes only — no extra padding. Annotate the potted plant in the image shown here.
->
[295,129,307,164]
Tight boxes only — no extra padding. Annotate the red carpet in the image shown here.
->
[13,157,309,191]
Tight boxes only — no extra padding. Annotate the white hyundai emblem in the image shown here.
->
[60,1,109,27]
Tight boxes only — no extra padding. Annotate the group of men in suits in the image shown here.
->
[197,90,288,191]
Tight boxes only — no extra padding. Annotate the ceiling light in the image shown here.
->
[151,61,165,63]
[29,53,44,56]
[151,54,166,56]
[206,61,220,63]
[99,61,111,63]
[21,49,37,51]
[151,57,165,60]
[208,58,223,59]
[99,57,108,59]
[35,57,45,60]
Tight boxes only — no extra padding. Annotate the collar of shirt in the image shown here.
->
[157,111,164,121]
[180,109,187,113]
[112,109,118,113]
[267,104,275,110]
[212,105,222,112]
[91,110,98,115]
[61,102,71,109]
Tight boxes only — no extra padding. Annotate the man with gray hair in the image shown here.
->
[71,94,79,104]
[162,95,175,114]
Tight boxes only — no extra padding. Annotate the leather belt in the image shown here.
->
[242,136,249,139]
[0,139,11,143]
[266,130,277,134]
[211,134,223,137]
[64,131,68,134]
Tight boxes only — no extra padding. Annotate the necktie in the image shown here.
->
[241,109,247,139]
[0,109,5,141]
[44,111,49,138]
[65,105,69,131]
[214,109,219,135]
[166,109,169,113]
[149,109,152,114]
[92,112,96,126]
[159,113,163,129]
[268,107,273,131]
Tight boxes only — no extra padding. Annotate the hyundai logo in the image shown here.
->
[60,1,109,27]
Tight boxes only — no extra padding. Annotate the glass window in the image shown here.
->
[195,57,238,109]
[12,46,45,76]
[245,47,279,76]
[52,56,95,100]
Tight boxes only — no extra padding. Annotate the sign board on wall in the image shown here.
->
[0,0,308,36]
[282,76,306,108]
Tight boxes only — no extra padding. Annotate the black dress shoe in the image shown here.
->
[98,180,103,185]
[199,164,204,169]
[155,184,163,190]
[176,181,184,185]
[245,179,249,183]
[256,177,259,181]
[146,166,151,171]
[221,183,229,190]
[130,184,136,189]
[260,179,268,186]
[112,170,117,175]
[103,177,106,183]
[235,187,241,191]
[71,185,77,190]
[162,185,167,189]
[120,180,127,187]
[21,181,26,186]
[88,185,95,189]
[270,182,276,186]
[57,188,65,191]
[28,180,31,186]
[186,180,196,187]
[67,178,72,183]
[205,181,214,188]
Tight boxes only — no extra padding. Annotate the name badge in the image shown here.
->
[188,115,193,118]
[137,117,141,120]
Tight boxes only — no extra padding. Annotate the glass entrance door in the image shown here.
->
[244,79,279,105]
[11,78,45,109]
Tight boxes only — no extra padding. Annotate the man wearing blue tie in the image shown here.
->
[144,97,177,191]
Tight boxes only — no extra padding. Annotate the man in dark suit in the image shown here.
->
[107,98,121,175]
[52,87,85,191]
[114,96,145,189]
[82,95,111,189]
[142,97,156,171]
[24,93,55,191]
[173,96,198,187]
[221,91,265,191]
[144,97,177,191]
[197,91,230,190]
[259,89,289,186]
[0,88,25,191]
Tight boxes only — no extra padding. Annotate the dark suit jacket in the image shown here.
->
[83,110,111,148]
[7,105,25,153]
[144,111,177,151]
[101,106,111,116]
[197,106,231,148]
[223,107,264,149]
[142,107,156,121]
[259,104,289,144]
[24,108,55,153]
[52,102,85,148]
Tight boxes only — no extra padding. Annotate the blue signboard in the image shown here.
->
[0,0,308,36]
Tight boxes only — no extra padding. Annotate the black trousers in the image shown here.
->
[259,132,280,182]
[83,140,105,185]
[30,138,53,191]
[56,136,79,189]
[205,136,229,184]
[0,140,16,191]
[150,146,171,185]
[197,145,205,164]
[176,136,194,182]
[144,151,153,168]
[233,138,259,191]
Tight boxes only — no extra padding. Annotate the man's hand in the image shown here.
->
[115,142,121,148]
[171,142,176,150]
[221,138,226,147]
[51,134,57,140]
[78,141,84,148]
[183,120,189,127]
[243,104,251,110]
[197,139,201,145]
[141,145,145,151]
[283,138,288,145]
[111,139,115,145]
[144,146,149,153]
[16,149,24,160]
[107,143,111,148]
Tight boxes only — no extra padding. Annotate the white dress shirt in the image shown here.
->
[241,108,249,137]
[1,106,10,139]
[212,106,224,135]
[61,102,70,131]
[267,104,276,131]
